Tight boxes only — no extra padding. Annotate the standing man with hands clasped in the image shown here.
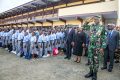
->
[64,25,75,60]
[101,24,119,72]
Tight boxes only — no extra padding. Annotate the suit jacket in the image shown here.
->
[107,30,119,51]
[66,29,75,43]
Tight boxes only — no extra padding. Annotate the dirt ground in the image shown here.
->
[0,48,120,80]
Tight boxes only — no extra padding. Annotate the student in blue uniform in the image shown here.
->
[8,29,13,52]
[37,31,43,58]
[11,30,16,53]
[30,31,37,58]
[56,30,59,48]
[53,31,56,48]
[41,32,47,57]
[17,29,24,56]
[23,31,29,59]
[1,29,5,47]
[0,29,3,47]
[14,28,19,54]
[46,32,51,57]
[27,29,32,58]
[4,29,8,49]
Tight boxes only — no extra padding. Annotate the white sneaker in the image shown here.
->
[43,54,50,58]
[47,54,50,57]
[43,55,47,58]
[13,51,16,54]
[17,53,20,56]
[11,51,14,53]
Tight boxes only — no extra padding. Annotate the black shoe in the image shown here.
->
[85,63,90,66]
[92,72,97,80]
[115,60,120,63]
[64,56,68,59]
[85,72,93,78]
[101,66,107,70]
[108,68,112,72]
[67,57,71,60]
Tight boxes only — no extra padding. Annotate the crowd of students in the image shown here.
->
[0,26,66,59]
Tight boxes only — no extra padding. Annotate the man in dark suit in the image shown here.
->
[101,24,119,72]
[64,25,75,60]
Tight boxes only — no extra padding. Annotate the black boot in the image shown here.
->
[85,71,93,78]
[92,72,97,80]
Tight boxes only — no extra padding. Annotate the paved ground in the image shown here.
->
[0,48,120,80]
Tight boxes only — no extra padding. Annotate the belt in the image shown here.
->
[18,40,22,41]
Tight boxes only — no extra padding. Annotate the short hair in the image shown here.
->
[107,23,115,27]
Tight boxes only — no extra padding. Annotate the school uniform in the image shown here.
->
[37,34,43,57]
[8,30,13,44]
[2,31,5,47]
[41,34,47,56]
[59,32,64,48]
[50,33,56,50]
[4,32,8,48]
[45,35,50,56]
[47,35,51,53]
[49,34,53,51]
[30,35,37,55]
[12,33,15,52]
[56,32,60,48]
[0,32,2,47]
[17,32,24,55]
[53,33,56,48]
[0,31,4,47]
[14,31,19,54]
[27,33,32,55]
[8,30,13,52]
[23,34,29,58]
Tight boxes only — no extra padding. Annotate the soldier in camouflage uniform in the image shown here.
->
[83,16,107,80]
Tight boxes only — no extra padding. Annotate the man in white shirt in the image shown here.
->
[23,31,29,59]
[17,29,24,56]
[14,29,19,54]
[37,31,43,58]
[30,31,37,58]
[11,31,16,53]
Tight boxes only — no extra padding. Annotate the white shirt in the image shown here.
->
[14,32,19,39]
[17,32,24,40]
[38,35,42,43]
[56,32,60,39]
[12,33,15,40]
[30,36,36,43]
[46,35,49,42]
[41,34,46,42]
[23,35,29,43]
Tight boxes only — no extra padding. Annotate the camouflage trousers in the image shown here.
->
[88,47,101,73]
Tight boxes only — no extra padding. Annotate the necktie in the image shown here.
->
[108,31,112,39]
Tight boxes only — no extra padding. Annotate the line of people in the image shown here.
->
[0,27,66,59]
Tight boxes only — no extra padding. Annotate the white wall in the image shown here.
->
[59,0,118,16]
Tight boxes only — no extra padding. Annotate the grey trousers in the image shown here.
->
[17,40,22,54]
[12,40,15,51]
[38,43,43,57]
[23,42,29,56]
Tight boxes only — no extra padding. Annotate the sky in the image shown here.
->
[0,0,33,13]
